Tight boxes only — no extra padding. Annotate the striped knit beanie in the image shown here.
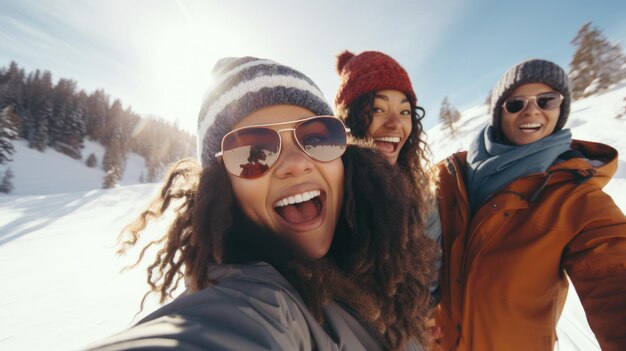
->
[335,50,416,112]
[490,59,571,142]
[197,57,333,167]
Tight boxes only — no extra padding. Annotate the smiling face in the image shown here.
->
[367,89,412,165]
[227,105,345,261]
[500,83,561,145]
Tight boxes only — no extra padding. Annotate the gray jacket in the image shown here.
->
[87,262,424,351]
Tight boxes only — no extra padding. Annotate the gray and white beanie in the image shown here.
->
[490,59,571,143]
[197,57,333,168]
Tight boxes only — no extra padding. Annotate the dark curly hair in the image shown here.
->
[336,92,437,218]
[117,145,438,350]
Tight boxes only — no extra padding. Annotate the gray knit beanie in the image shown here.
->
[197,57,333,167]
[490,59,570,143]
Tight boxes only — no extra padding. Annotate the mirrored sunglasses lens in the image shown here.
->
[505,99,525,113]
[222,128,279,178]
[295,117,347,162]
[537,93,562,110]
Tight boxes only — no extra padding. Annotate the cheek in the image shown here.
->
[501,116,514,132]
[367,120,377,137]
[324,160,345,214]
[367,116,384,135]
[403,118,413,135]
[229,175,268,223]
[547,111,560,128]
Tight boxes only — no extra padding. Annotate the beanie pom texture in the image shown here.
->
[336,50,355,74]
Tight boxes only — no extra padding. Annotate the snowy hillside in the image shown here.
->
[1,86,625,350]
[0,139,149,196]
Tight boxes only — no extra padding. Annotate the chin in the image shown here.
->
[298,239,333,261]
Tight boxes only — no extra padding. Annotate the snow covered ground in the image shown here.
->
[1,85,625,350]
[0,139,148,196]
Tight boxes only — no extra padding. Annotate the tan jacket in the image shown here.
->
[434,140,626,351]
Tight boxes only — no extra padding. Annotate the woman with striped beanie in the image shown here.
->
[88,56,438,351]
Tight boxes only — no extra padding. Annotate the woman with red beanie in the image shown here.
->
[334,49,438,225]
[335,50,432,185]
[334,50,443,338]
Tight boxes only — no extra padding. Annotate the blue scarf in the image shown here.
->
[466,126,572,212]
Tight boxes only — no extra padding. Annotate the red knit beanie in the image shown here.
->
[335,50,417,111]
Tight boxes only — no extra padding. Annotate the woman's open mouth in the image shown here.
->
[273,190,324,227]
[373,136,401,153]
[518,122,543,133]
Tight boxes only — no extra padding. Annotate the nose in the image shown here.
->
[383,111,402,129]
[272,132,313,178]
[522,97,541,115]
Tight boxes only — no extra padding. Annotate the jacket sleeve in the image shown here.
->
[85,282,313,351]
[562,190,626,351]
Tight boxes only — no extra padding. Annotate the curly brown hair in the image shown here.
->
[337,92,437,215]
[118,145,438,350]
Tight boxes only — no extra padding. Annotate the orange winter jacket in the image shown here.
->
[434,140,626,351]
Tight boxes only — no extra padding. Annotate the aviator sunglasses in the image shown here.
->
[216,115,350,178]
[502,92,564,114]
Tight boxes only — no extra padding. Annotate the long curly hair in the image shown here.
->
[118,145,438,350]
[337,92,437,215]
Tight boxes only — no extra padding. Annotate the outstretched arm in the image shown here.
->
[563,192,626,351]
[85,281,312,351]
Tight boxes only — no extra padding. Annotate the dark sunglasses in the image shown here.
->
[502,92,564,114]
[216,115,350,178]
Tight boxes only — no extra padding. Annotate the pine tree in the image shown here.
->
[3,62,27,139]
[145,154,161,183]
[84,89,109,141]
[102,165,121,189]
[439,97,462,136]
[47,78,85,159]
[0,105,19,164]
[102,125,126,187]
[569,22,626,99]
[65,92,86,157]
[25,70,53,151]
[0,167,14,193]
[85,153,97,168]
[102,99,123,146]
[30,111,49,152]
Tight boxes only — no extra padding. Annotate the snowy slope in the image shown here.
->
[0,185,171,351]
[0,86,625,350]
[0,139,149,196]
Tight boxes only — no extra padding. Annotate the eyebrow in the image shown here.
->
[374,94,409,104]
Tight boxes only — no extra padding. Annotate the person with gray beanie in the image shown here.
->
[432,59,626,351]
[86,56,438,351]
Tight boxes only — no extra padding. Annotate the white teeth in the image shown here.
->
[519,123,542,128]
[274,190,321,208]
[374,136,401,143]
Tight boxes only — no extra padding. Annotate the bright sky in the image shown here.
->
[1,0,625,133]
